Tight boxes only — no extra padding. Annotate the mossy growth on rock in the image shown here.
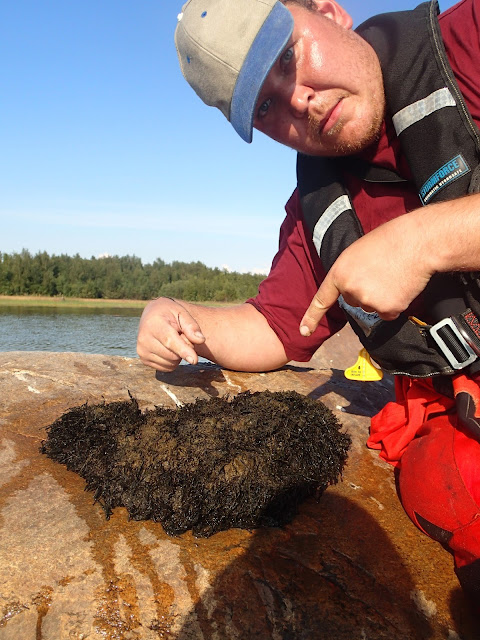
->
[41,390,350,537]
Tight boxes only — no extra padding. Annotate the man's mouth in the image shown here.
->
[321,99,344,134]
[308,99,345,141]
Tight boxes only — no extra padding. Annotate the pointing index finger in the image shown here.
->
[300,278,340,337]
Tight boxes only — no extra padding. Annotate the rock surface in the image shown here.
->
[0,327,478,639]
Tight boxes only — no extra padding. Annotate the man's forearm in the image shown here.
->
[137,297,289,372]
[419,193,480,274]
[175,300,289,371]
[300,192,480,334]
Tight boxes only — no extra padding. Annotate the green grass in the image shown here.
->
[0,295,147,310]
[0,295,238,309]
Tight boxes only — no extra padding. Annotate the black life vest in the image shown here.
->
[298,0,480,378]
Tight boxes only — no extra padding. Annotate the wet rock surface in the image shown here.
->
[0,327,478,639]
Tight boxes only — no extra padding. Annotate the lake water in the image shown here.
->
[0,305,143,358]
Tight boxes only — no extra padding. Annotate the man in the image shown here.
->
[138,0,480,607]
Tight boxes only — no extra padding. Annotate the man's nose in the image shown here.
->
[289,84,314,117]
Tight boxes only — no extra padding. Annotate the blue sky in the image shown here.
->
[1,0,458,274]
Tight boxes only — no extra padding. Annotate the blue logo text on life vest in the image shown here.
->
[419,154,470,204]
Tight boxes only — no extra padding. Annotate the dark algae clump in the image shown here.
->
[41,390,350,537]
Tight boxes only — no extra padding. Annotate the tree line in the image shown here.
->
[0,250,266,302]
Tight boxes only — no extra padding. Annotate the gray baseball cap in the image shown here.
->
[175,0,294,143]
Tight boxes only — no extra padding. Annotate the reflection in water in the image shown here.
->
[0,305,142,358]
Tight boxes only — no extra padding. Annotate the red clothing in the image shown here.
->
[248,0,480,363]
[369,374,480,508]
[372,374,480,605]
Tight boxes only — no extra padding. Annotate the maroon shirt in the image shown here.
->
[248,0,480,362]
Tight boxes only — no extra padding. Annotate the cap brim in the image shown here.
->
[230,3,294,143]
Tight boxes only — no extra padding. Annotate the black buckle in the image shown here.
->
[430,317,479,370]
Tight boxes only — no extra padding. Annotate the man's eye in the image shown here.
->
[257,98,272,119]
[281,47,294,70]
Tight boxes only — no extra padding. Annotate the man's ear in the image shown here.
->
[311,0,353,29]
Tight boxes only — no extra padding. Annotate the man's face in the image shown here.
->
[253,1,385,156]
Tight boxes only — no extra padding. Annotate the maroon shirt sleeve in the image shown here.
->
[439,0,480,124]
[246,189,346,362]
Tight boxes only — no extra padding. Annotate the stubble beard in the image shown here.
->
[307,96,385,156]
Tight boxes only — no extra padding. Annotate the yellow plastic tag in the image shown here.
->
[344,348,383,381]
[409,315,428,327]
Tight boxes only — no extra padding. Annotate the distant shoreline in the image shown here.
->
[0,295,237,309]
[0,295,147,309]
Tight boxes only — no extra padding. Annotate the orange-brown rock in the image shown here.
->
[0,327,477,639]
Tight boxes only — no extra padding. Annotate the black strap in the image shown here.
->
[340,157,407,183]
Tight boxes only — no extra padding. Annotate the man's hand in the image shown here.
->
[137,297,206,371]
[299,213,434,336]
